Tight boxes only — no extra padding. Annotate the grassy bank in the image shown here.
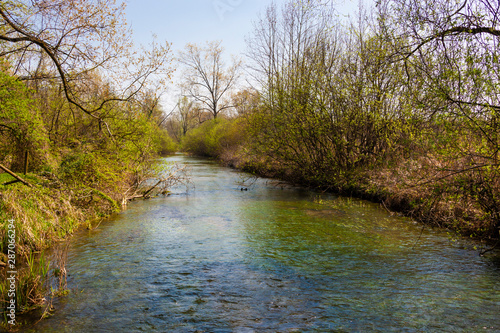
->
[0,175,117,329]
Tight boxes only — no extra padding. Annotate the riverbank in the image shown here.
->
[180,119,499,245]
[0,174,119,257]
[221,149,499,245]
[0,168,124,329]
[0,152,183,330]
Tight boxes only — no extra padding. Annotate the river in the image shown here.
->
[27,154,499,332]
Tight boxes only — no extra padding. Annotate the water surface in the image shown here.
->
[29,155,500,332]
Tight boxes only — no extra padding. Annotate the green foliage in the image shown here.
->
[58,148,124,208]
[182,118,246,158]
[0,68,50,171]
[157,129,178,155]
[59,150,105,186]
[236,0,500,239]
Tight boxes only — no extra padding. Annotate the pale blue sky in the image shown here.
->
[125,0,360,57]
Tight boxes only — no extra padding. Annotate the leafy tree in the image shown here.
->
[0,65,49,171]
[0,0,173,136]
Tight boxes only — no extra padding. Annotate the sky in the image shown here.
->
[125,0,286,58]
[125,0,360,57]
[124,0,361,108]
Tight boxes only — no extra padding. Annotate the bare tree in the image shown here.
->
[176,95,199,136]
[230,88,260,116]
[178,41,242,119]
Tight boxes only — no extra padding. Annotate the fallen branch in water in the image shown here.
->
[479,235,500,256]
[142,179,164,199]
[122,163,190,205]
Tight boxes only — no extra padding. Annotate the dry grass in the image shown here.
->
[219,140,499,241]
[368,152,499,239]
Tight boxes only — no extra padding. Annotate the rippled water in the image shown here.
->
[28,154,500,332]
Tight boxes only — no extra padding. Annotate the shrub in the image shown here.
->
[181,118,247,158]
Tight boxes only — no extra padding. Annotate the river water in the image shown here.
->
[28,154,499,332]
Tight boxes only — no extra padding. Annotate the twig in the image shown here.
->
[479,238,500,256]
[412,225,426,250]
[380,200,393,215]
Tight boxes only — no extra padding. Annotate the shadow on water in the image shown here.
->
[22,154,500,332]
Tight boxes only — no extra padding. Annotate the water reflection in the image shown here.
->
[28,154,500,332]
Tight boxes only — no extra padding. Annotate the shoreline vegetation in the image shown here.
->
[1,0,500,330]
[0,0,178,328]
[182,117,500,245]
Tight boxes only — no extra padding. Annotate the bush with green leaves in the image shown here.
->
[181,118,246,158]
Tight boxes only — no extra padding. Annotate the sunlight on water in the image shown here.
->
[28,154,500,332]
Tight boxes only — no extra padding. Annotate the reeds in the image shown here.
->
[0,245,70,330]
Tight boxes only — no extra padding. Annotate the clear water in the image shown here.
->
[27,155,500,332]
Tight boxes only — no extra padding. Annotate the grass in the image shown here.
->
[0,170,123,330]
[0,250,55,332]
[0,173,15,184]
